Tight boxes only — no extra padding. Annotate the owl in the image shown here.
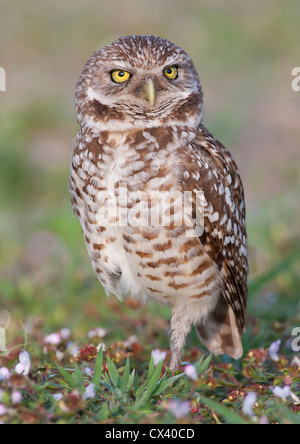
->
[69,35,248,371]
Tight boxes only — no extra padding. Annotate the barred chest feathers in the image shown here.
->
[70,124,222,321]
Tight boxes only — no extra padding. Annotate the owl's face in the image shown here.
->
[76,35,203,131]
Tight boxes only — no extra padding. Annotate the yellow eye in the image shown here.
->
[164,66,178,80]
[111,70,131,83]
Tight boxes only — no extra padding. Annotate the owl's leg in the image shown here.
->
[169,306,192,372]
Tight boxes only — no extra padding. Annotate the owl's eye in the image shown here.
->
[164,66,178,80]
[111,70,131,83]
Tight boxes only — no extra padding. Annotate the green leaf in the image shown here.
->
[133,390,148,411]
[56,363,76,389]
[153,374,182,396]
[195,354,212,376]
[133,371,139,394]
[274,403,300,425]
[97,403,109,421]
[73,362,85,394]
[127,369,136,391]
[106,355,121,388]
[145,360,164,400]
[135,377,149,399]
[201,395,249,424]
[148,354,155,378]
[121,354,131,394]
[92,347,103,390]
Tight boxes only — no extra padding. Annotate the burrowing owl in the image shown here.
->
[69,35,248,371]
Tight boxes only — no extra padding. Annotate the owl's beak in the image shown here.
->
[142,78,156,106]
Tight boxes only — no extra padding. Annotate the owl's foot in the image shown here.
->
[169,306,192,372]
[169,352,181,373]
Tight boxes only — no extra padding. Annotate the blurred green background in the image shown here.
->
[0,0,299,347]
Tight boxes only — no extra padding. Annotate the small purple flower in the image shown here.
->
[88,327,107,339]
[168,400,190,419]
[45,333,61,345]
[184,364,198,381]
[0,404,7,416]
[11,391,22,404]
[242,392,257,417]
[260,416,269,424]
[268,340,281,362]
[52,393,63,402]
[60,328,71,340]
[15,350,31,376]
[151,349,167,366]
[291,356,300,369]
[272,386,291,401]
[0,367,11,381]
[84,367,93,376]
[83,383,96,401]
[69,344,80,357]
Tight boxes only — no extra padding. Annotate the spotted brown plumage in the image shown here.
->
[69,35,248,370]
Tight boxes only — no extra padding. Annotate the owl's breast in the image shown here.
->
[84,128,182,302]
[70,126,219,312]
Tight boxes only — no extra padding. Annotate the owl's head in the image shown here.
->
[76,35,203,132]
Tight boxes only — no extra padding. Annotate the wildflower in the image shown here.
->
[290,391,300,405]
[45,333,61,345]
[69,344,80,357]
[272,386,291,401]
[291,356,300,369]
[151,349,167,366]
[184,364,198,381]
[11,391,22,404]
[52,393,63,402]
[168,400,190,419]
[15,350,31,376]
[242,392,257,417]
[84,366,93,376]
[88,327,107,339]
[60,328,71,340]
[55,350,64,361]
[83,383,96,401]
[0,404,7,416]
[226,390,245,403]
[268,340,281,361]
[260,416,269,424]
[0,367,11,381]
[96,343,106,353]
[123,335,139,349]
[79,344,98,361]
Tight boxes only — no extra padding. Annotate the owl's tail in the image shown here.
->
[196,296,243,360]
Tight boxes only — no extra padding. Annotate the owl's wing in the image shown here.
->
[179,124,248,336]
